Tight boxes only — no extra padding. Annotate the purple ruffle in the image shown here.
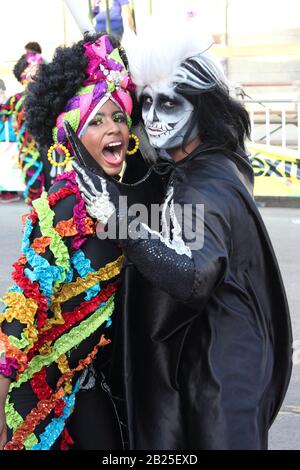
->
[54,171,88,250]
[0,357,19,378]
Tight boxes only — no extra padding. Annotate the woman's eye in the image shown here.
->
[89,116,103,126]
[113,113,126,123]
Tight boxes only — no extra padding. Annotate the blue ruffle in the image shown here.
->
[7,285,23,294]
[22,156,43,198]
[22,218,63,303]
[71,249,100,300]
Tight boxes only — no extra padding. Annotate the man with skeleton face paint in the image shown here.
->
[73,21,292,450]
[141,85,197,151]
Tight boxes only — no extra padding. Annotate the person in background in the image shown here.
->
[0,79,6,104]
[0,47,45,205]
[0,79,16,143]
[24,42,42,54]
[0,79,19,203]
[93,0,135,40]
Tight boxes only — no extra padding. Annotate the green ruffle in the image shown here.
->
[9,332,30,350]
[33,194,70,287]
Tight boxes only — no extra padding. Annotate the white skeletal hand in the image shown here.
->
[73,161,116,225]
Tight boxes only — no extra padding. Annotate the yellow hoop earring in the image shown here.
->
[126,133,139,156]
[47,143,71,167]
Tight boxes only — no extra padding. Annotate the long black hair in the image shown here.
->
[176,57,251,152]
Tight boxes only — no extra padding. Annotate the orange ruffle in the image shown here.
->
[0,330,28,375]
[21,213,31,227]
[55,217,95,238]
[18,255,27,266]
[31,236,52,254]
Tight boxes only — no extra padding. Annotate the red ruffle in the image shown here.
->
[27,280,118,361]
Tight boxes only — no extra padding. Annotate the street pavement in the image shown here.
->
[0,200,299,449]
[261,207,300,450]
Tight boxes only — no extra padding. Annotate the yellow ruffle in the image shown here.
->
[56,354,72,394]
[44,255,124,330]
[38,341,53,357]
[0,292,39,353]
[0,292,37,326]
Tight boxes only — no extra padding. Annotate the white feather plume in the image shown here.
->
[123,17,228,96]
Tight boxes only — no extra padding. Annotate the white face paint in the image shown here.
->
[141,84,195,149]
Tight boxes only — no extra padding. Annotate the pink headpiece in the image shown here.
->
[53,35,135,147]
[21,53,44,85]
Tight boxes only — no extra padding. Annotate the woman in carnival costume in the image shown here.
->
[74,21,292,449]
[0,33,140,450]
[0,51,46,205]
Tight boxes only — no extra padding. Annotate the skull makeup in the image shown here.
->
[141,84,196,149]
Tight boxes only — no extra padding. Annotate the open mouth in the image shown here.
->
[101,141,124,166]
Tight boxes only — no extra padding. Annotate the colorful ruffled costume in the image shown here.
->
[0,35,134,450]
[0,170,124,449]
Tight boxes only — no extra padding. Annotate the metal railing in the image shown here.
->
[236,89,300,151]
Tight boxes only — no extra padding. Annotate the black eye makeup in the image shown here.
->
[141,95,153,111]
[142,92,180,112]
[161,99,177,109]
[158,94,180,109]
[142,95,153,104]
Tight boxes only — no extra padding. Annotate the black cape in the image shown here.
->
[110,145,293,450]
